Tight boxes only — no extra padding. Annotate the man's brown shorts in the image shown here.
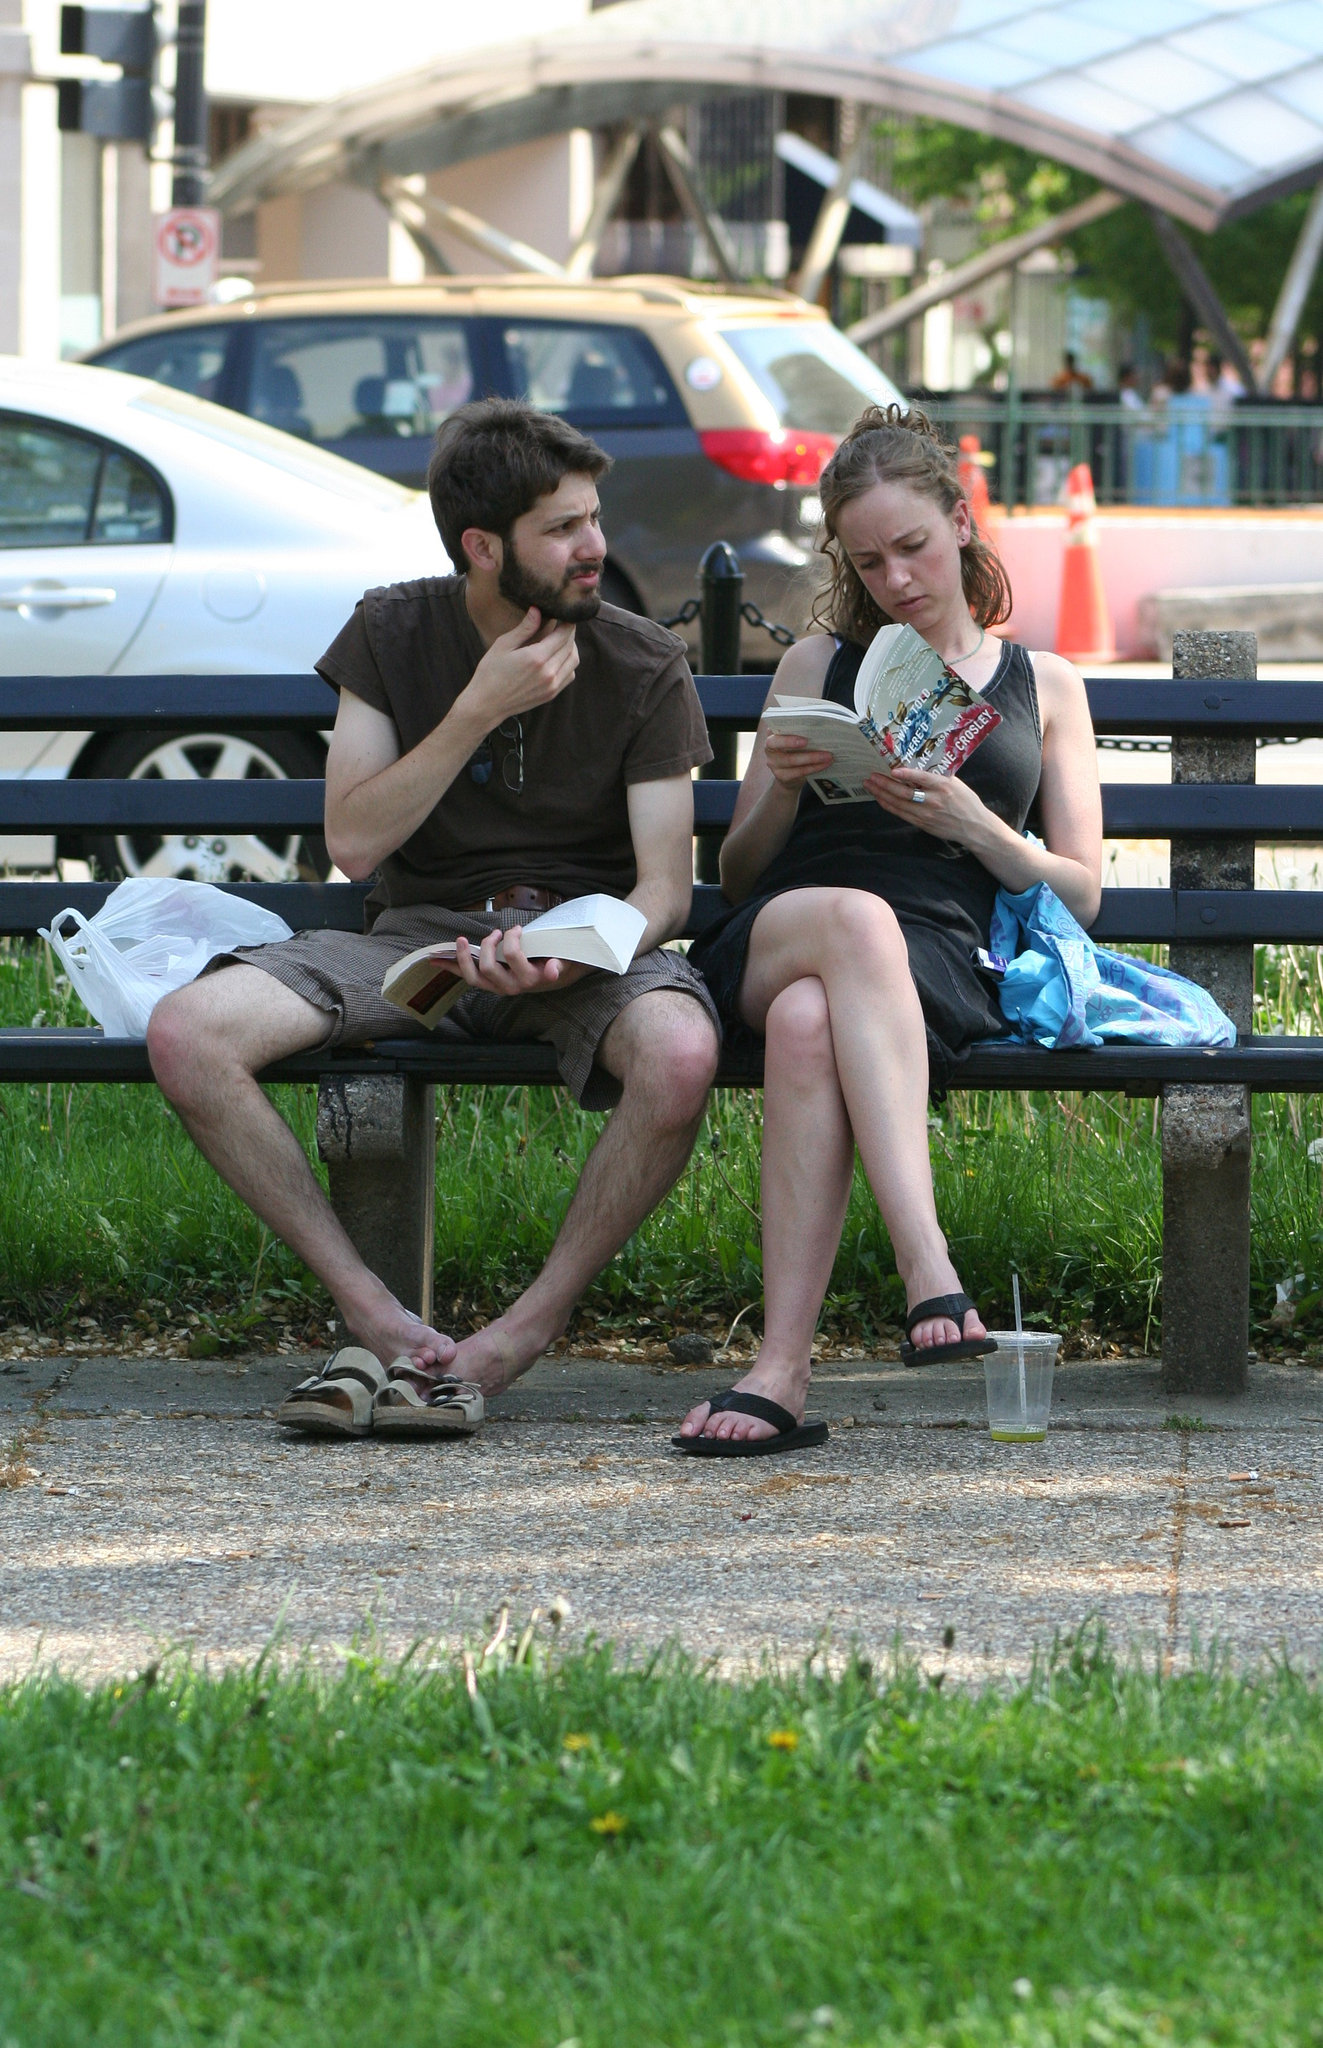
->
[207,905,721,1111]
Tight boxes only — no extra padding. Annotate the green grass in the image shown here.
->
[2,1633,1321,2045]
[4,937,1323,1350]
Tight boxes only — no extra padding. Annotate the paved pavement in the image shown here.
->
[3,1348,1323,1685]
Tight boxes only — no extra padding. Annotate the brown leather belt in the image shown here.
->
[458,885,565,915]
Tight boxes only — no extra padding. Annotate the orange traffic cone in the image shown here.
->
[1055,462,1114,663]
[957,433,1000,532]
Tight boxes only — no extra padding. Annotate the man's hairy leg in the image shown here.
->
[450,989,718,1396]
[146,965,456,1372]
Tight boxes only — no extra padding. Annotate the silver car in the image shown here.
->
[0,357,445,880]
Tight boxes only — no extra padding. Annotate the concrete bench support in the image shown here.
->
[1162,627,1256,1396]
[1160,1081,1252,1395]
[316,1075,437,1323]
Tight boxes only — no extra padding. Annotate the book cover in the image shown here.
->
[760,622,1002,804]
[380,894,648,1029]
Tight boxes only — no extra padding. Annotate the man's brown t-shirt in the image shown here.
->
[316,575,712,918]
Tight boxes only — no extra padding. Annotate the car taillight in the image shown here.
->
[698,427,836,488]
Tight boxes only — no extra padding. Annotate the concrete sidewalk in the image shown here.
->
[3,1348,1322,1685]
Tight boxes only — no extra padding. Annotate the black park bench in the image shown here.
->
[0,625,1316,1398]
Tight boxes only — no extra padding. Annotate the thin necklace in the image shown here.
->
[946,623,986,670]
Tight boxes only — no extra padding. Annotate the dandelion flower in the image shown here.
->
[768,1729,800,1751]
[589,1811,627,1836]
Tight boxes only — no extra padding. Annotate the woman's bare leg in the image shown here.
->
[682,889,983,1443]
[679,978,854,1443]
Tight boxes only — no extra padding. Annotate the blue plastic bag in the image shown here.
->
[983,882,1236,1050]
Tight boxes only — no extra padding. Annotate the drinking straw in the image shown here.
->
[1011,1269,1027,1425]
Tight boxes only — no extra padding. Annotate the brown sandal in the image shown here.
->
[276,1347,388,1438]
[372,1361,485,1439]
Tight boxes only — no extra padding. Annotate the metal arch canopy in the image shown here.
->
[209,0,1323,233]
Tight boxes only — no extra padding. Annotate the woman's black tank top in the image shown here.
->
[688,635,1044,1086]
[749,634,1042,947]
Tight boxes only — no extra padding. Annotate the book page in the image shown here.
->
[767,694,858,720]
[762,700,891,801]
[380,942,465,1028]
[520,893,647,975]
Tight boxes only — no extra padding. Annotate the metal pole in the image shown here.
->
[566,124,645,280]
[696,542,742,883]
[385,184,565,277]
[1260,180,1323,394]
[654,123,740,285]
[846,190,1122,347]
[171,0,208,208]
[793,134,863,304]
[1147,209,1258,395]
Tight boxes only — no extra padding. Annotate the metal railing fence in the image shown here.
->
[921,395,1323,509]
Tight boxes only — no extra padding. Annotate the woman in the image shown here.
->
[677,405,1102,1455]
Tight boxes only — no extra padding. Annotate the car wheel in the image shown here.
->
[78,728,330,883]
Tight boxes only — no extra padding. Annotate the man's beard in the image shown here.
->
[498,539,602,622]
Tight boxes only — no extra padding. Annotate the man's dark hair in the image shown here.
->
[427,398,611,569]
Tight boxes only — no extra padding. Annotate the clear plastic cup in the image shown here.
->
[983,1332,1061,1442]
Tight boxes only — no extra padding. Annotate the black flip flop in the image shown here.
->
[672,1390,830,1458]
[899,1292,996,1368]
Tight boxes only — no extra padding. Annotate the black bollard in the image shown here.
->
[696,543,742,882]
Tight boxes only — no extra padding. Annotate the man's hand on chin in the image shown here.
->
[454,927,591,997]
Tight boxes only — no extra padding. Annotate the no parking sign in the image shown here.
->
[152,207,221,309]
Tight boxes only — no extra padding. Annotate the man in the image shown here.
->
[147,399,721,1431]
[1051,350,1093,395]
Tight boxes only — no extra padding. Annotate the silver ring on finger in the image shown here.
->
[911,789,927,805]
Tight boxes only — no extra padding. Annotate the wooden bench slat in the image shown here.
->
[0,780,329,831]
[9,881,1323,945]
[4,1026,1323,1094]
[0,677,339,730]
[0,880,372,935]
[8,776,1323,840]
[12,674,1323,737]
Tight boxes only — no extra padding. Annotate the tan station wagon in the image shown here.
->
[85,276,904,657]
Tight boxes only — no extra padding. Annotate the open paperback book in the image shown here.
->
[760,621,1002,804]
[380,893,649,1029]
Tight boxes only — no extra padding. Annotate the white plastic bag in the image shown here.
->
[40,877,294,1039]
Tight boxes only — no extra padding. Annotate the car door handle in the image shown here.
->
[0,586,117,611]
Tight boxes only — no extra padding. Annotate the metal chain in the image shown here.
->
[740,599,797,649]
[1097,735,1303,751]
[658,595,796,648]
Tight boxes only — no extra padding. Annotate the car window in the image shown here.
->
[501,322,678,421]
[91,327,234,403]
[91,448,168,543]
[717,323,903,436]
[247,318,476,444]
[132,383,416,508]
[0,414,169,548]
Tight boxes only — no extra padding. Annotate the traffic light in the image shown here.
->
[58,5,158,143]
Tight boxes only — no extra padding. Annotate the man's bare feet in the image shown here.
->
[678,1356,811,1445]
[449,1316,551,1399]
[341,1282,456,1373]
